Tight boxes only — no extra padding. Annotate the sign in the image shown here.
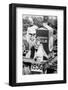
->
[31,63,43,73]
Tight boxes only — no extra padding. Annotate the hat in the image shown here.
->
[27,25,38,34]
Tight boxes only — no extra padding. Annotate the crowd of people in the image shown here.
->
[22,16,57,75]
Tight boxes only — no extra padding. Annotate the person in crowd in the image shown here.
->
[25,25,38,58]
[23,25,38,75]
[33,37,49,62]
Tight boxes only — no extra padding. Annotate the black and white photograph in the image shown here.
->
[9,3,66,86]
[22,15,57,75]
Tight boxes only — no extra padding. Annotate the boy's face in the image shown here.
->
[29,33,36,42]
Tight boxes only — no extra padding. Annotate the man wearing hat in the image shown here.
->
[25,25,38,58]
[23,25,38,75]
